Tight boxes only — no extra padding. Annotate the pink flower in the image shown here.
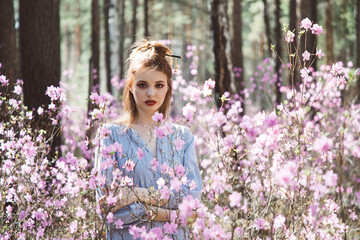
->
[183,103,196,122]
[152,112,163,122]
[302,50,311,61]
[150,158,159,170]
[336,76,346,86]
[76,207,86,219]
[129,225,142,238]
[37,107,44,115]
[90,109,103,120]
[164,222,178,234]
[124,159,136,172]
[316,48,325,59]
[300,67,311,81]
[179,195,196,217]
[273,215,285,230]
[160,186,171,199]
[0,75,9,86]
[285,30,295,43]
[330,62,343,75]
[154,126,165,138]
[254,218,269,230]
[175,165,185,177]
[311,24,323,35]
[106,212,114,223]
[46,85,66,101]
[202,79,215,97]
[174,138,185,150]
[13,85,22,95]
[313,135,333,154]
[136,147,144,160]
[322,170,338,187]
[162,122,173,135]
[276,161,298,186]
[229,191,242,208]
[170,177,183,191]
[300,18,312,29]
[115,219,124,229]
[69,221,78,233]
[156,178,166,189]
[189,180,197,190]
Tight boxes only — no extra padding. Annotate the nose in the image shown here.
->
[146,87,155,97]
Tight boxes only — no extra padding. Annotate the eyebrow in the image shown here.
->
[136,80,166,83]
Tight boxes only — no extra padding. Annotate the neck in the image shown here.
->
[134,115,155,126]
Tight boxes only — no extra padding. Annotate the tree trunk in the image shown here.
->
[19,0,61,157]
[118,0,126,79]
[144,0,150,38]
[289,0,299,88]
[132,0,138,43]
[211,0,232,109]
[104,0,112,93]
[262,0,272,57]
[0,0,18,86]
[231,0,245,114]
[357,0,360,68]
[274,0,282,106]
[88,0,100,115]
[325,0,334,65]
[356,0,360,103]
[74,0,82,64]
[300,0,317,70]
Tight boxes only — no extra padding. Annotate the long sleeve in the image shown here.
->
[94,124,146,226]
[168,131,202,209]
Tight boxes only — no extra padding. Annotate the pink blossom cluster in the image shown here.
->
[1,22,360,239]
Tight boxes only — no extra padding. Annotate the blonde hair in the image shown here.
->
[117,40,173,126]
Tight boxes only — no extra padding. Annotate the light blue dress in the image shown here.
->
[94,123,202,240]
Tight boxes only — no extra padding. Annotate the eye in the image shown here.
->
[137,83,146,88]
[156,84,164,88]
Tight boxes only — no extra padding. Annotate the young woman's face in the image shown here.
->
[131,69,169,119]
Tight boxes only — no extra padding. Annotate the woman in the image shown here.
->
[94,40,202,239]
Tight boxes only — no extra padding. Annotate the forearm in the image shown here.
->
[150,207,174,222]
[110,187,167,212]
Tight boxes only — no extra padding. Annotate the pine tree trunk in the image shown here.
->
[118,0,126,79]
[231,0,245,114]
[325,0,334,65]
[356,0,360,103]
[132,0,138,43]
[274,0,282,106]
[74,0,82,64]
[289,0,299,88]
[300,0,317,70]
[104,0,112,93]
[0,0,18,86]
[144,0,149,38]
[87,0,100,147]
[19,0,61,158]
[262,0,272,57]
[211,0,232,109]
[88,0,100,112]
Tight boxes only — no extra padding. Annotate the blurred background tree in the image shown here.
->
[1,0,360,114]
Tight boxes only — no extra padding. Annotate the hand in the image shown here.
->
[133,187,169,207]
[99,187,135,213]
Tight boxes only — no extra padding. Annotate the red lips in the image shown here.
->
[145,100,157,106]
